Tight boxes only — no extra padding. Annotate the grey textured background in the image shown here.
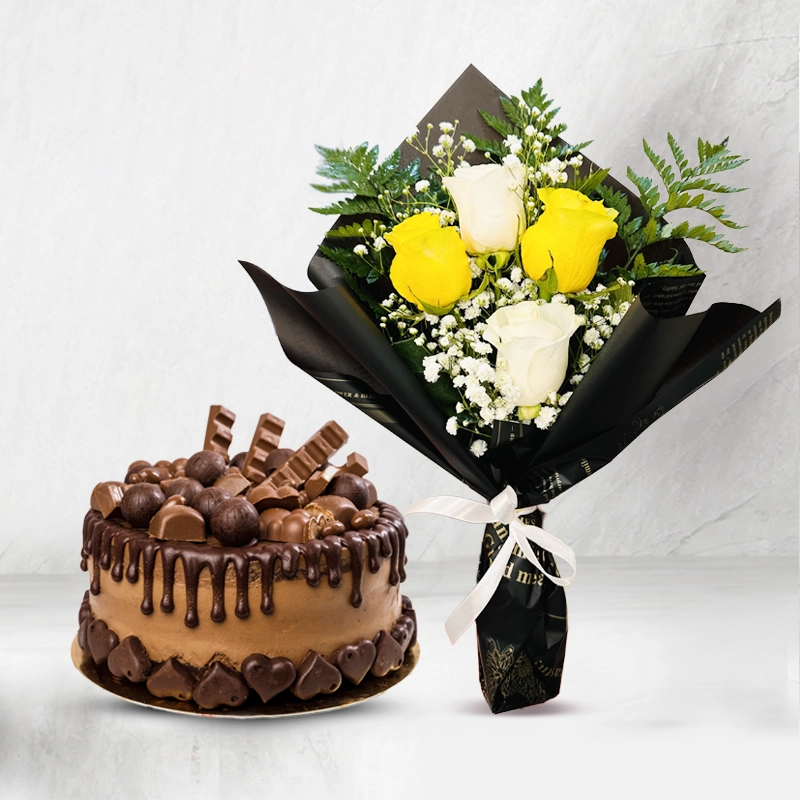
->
[0,0,797,572]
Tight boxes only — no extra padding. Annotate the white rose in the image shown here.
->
[483,300,581,406]
[442,163,526,254]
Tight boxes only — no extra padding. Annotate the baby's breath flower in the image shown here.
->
[470,439,488,457]
[439,133,454,148]
[534,406,559,430]
[439,122,454,133]
[415,179,430,193]
[446,416,459,435]
[462,139,476,153]
[373,236,386,251]
[353,244,368,256]
[503,134,523,154]
[524,124,536,137]
[432,145,445,158]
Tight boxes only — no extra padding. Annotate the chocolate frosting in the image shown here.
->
[81,501,407,627]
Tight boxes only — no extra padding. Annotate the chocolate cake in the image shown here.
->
[77,406,416,710]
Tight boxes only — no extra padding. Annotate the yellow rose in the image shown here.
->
[385,213,472,314]
[521,188,619,293]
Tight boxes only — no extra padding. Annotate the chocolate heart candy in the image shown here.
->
[107,636,151,683]
[291,652,342,700]
[77,617,89,652]
[87,619,119,665]
[335,639,377,685]
[371,630,404,677]
[401,596,417,648]
[146,658,197,701]
[391,615,416,653]
[78,590,92,625]
[193,662,249,709]
[241,654,297,703]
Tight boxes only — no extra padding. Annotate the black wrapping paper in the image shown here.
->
[241,65,781,712]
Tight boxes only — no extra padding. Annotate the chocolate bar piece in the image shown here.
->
[148,503,207,542]
[304,452,369,499]
[265,422,348,491]
[242,413,286,483]
[90,482,127,519]
[203,405,236,459]
[214,471,251,497]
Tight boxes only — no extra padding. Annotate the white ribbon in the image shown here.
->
[404,486,577,644]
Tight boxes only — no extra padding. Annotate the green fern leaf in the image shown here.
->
[324,220,376,239]
[478,109,516,139]
[309,198,384,216]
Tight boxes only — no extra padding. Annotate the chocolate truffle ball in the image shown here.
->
[185,450,227,487]
[264,448,294,473]
[210,497,260,546]
[121,483,166,528]
[325,473,370,509]
[229,452,247,470]
[163,477,204,505]
[192,487,232,524]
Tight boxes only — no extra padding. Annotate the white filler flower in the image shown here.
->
[483,300,582,406]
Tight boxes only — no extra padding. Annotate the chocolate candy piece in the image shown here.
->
[402,595,417,648]
[210,497,260,546]
[370,630,404,677]
[311,495,357,527]
[163,477,204,504]
[78,590,92,625]
[303,506,336,540]
[154,459,173,476]
[321,520,346,536]
[258,507,290,541]
[248,483,301,512]
[203,405,236,459]
[229,452,247,470]
[278,509,311,543]
[149,503,207,542]
[185,450,227,487]
[146,657,197,701]
[264,448,294,473]
[325,473,370,509]
[170,457,187,474]
[138,466,167,484]
[241,654,297,703]
[363,478,378,507]
[350,508,377,531]
[291,652,342,700]
[391,614,416,653]
[335,639,377,685]
[304,453,369,500]
[77,617,89,651]
[193,662,249,709]
[107,636,151,682]
[121,483,165,528]
[192,487,232,523]
[87,619,119,665]
[265,422,348,491]
[242,413,286,483]
[90,482,127,519]
[127,459,151,475]
[214,471,251,497]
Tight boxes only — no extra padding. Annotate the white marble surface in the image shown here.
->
[1,558,797,799]
[0,1,797,572]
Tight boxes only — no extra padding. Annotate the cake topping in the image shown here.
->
[277,508,311,543]
[121,483,165,528]
[391,615,416,653]
[170,457,188,477]
[128,466,167,485]
[107,635,151,682]
[248,483,301,512]
[229,452,247,470]
[264,448,294,474]
[214,470,251,497]
[241,654,297,703]
[291,652,342,700]
[325,473,370,509]
[335,639,377,685]
[163,477,204,504]
[210,497,260,546]
[310,495,358,527]
[146,657,197,701]
[192,487,232,523]
[185,450,227,487]
[193,662,249,709]
[304,452,369,499]
[203,405,236,459]
[149,503,207,542]
[241,412,286,483]
[350,509,378,530]
[90,482,127,519]
[261,421,348,491]
[127,459,151,475]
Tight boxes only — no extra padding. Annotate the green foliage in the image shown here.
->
[310,143,420,215]
[631,253,701,280]
[325,219,380,239]
[626,134,747,252]
[536,266,559,301]
[568,167,611,196]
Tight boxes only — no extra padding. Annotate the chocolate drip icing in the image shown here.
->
[81,501,408,627]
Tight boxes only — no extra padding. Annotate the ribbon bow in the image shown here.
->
[405,485,577,644]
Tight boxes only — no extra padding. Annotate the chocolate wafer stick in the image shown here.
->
[242,413,286,483]
[265,421,348,490]
[203,405,236,459]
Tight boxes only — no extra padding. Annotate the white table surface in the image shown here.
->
[1,557,797,800]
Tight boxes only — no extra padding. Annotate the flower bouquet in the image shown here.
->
[241,65,780,713]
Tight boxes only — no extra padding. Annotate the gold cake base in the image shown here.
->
[71,636,419,717]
